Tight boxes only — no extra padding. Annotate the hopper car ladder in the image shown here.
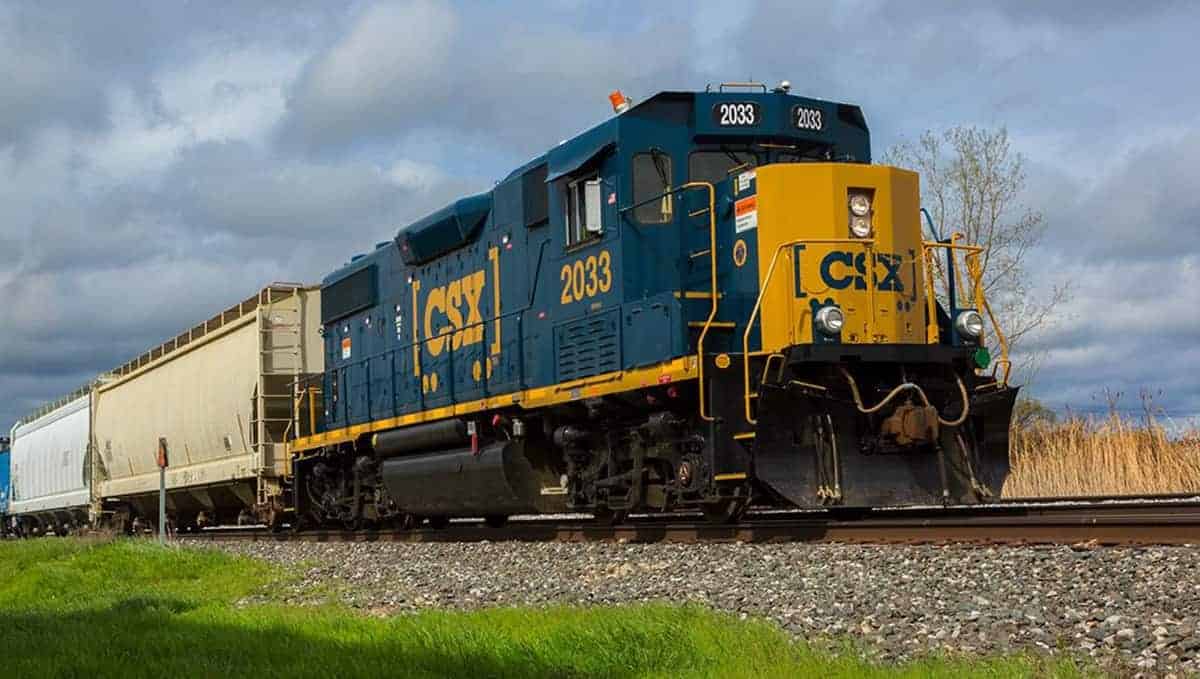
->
[252,284,307,509]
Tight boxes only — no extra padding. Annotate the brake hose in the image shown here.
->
[838,368,970,426]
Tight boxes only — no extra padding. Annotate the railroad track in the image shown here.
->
[184,500,1200,546]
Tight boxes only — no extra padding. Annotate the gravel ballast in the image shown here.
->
[202,540,1200,676]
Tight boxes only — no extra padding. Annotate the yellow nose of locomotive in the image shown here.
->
[753,163,926,351]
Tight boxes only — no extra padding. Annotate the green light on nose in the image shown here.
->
[974,347,992,370]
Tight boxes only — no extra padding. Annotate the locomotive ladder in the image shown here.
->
[620,181,719,422]
[684,181,721,423]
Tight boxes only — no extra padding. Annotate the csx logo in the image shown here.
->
[412,248,502,389]
[422,270,486,357]
[819,250,905,292]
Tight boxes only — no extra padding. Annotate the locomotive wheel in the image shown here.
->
[113,511,131,536]
[428,516,451,530]
[484,514,509,528]
[592,506,628,526]
[290,511,311,534]
[701,499,746,525]
[827,507,871,521]
[702,487,749,525]
[264,504,286,533]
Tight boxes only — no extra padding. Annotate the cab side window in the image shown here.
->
[632,152,673,224]
[564,173,602,246]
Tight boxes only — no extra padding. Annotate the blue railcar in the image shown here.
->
[0,436,11,532]
[288,84,1017,528]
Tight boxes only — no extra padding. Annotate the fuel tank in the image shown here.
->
[380,440,567,517]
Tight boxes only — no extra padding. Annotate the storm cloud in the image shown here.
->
[1,0,1197,431]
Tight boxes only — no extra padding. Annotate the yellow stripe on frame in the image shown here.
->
[290,356,700,455]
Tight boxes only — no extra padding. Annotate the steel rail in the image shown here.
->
[182,502,1200,547]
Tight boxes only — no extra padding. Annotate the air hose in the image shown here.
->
[838,368,970,427]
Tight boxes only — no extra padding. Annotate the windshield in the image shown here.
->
[688,143,834,184]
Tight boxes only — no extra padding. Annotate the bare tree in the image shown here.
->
[1012,395,1058,431]
[885,127,1069,381]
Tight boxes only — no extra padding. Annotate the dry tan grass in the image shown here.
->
[1003,415,1200,498]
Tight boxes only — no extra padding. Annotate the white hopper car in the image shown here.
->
[5,283,322,533]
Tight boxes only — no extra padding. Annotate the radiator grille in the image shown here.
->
[555,311,620,381]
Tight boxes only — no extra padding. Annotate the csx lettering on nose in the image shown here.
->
[818,251,904,292]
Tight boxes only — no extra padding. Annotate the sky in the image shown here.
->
[1,0,1198,433]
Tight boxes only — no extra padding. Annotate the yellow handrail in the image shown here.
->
[741,237,877,425]
[682,182,719,422]
[921,239,1011,386]
[738,235,1011,425]
[620,179,718,421]
[920,239,984,338]
[965,251,1011,385]
[950,233,968,308]
[308,386,320,438]
[923,246,940,343]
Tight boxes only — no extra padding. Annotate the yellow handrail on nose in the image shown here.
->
[921,237,1011,386]
[741,237,878,425]
[739,234,1012,425]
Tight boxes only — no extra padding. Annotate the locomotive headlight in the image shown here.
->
[849,193,871,217]
[814,306,844,335]
[955,310,984,339]
[850,216,872,238]
[848,191,872,237]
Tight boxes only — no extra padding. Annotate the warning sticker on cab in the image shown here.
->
[341,337,352,360]
[737,170,755,194]
[735,194,758,233]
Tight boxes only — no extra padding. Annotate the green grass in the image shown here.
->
[0,539,1094,679]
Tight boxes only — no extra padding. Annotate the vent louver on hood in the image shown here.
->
[395,193,492,265]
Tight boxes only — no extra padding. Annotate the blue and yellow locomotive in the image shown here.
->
[288,83,1017,528]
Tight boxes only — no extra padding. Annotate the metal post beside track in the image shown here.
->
[158,468,165,543]
[157,437,169,543]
